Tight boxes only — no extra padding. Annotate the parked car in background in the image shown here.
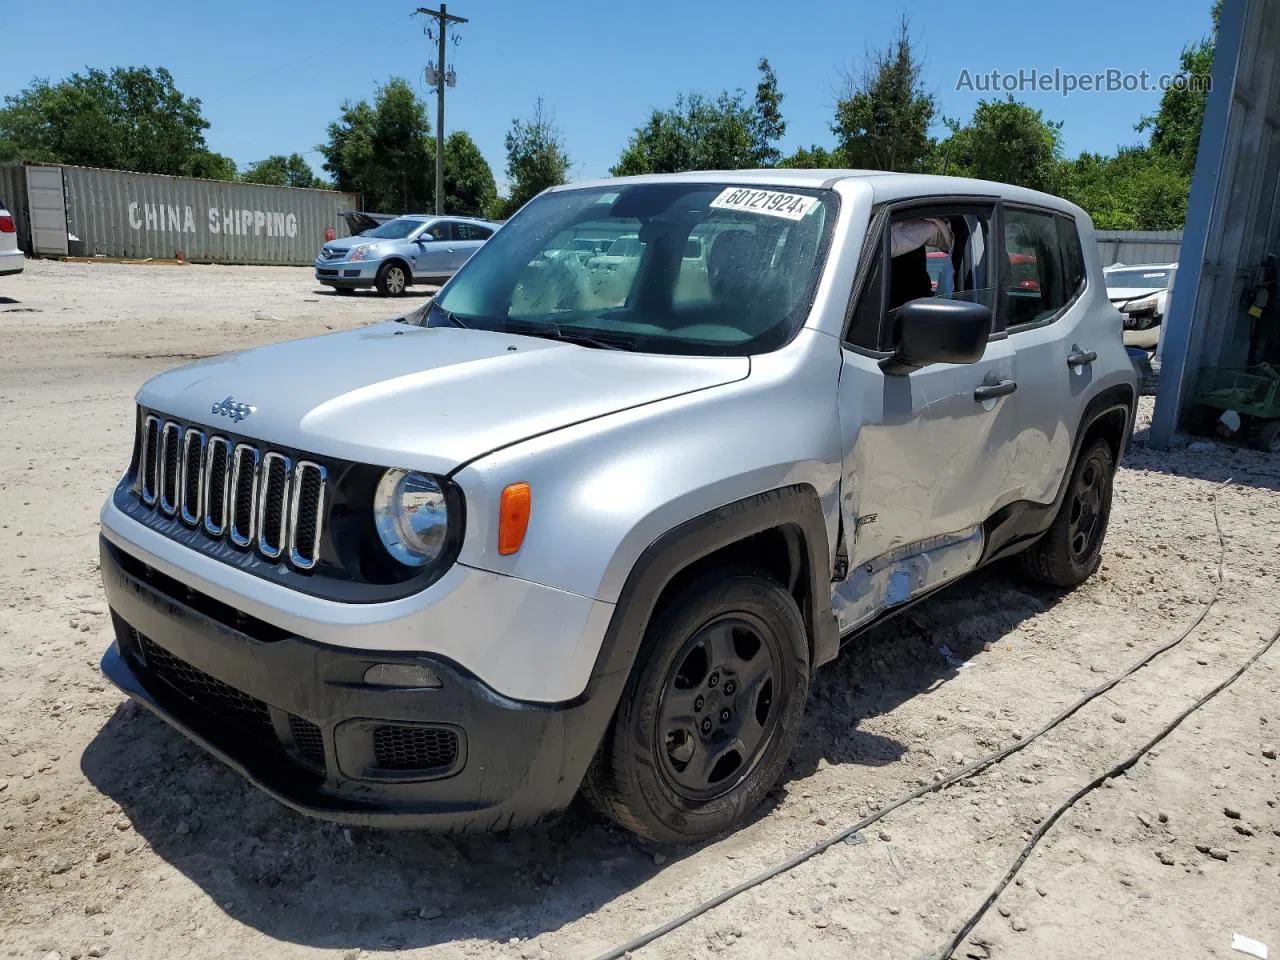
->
[315,215,499,296]
[1104,262,1177,330]
[0,201,24,277]
[100,170,1135,843]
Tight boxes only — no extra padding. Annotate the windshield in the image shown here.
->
[421,183,836,355]
[1105,267,1173,290]
[367,218,424,240]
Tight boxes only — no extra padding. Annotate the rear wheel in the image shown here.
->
[375,262,408,296]
[582,569,809,844]
[1020,439,1115,588]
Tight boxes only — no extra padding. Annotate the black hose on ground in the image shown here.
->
[588,482,1235,960]
[936,620,1280,960]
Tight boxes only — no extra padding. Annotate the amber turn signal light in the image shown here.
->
[498,483,531,555]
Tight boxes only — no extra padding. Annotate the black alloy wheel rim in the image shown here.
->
[1068,453,1107,560]
[655,614,783,802]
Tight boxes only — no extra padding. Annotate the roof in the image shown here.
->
[549,169,1087,220]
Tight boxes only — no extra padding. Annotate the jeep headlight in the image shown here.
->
[373,469,449,567]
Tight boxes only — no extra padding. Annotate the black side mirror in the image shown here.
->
[880,298,991,375]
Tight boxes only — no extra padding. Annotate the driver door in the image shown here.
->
[834,200,1018,632]
[411,221,454,280]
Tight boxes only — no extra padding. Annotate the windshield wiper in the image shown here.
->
[520,326,634,351]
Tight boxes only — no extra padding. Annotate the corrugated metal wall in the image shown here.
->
[1095,230,1183,267]
[1151,0,1280,444]
[0,164,33,254]
[43,165,361,264]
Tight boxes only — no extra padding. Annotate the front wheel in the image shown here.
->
[375,262,408,296]
[1020,439,1115,588]
[581,569,809,844]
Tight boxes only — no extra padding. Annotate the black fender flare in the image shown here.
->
[980,382,1137,565]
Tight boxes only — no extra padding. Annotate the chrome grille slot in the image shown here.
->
[132,413,327,572]
[140,415,161,505]
[228,444,261,547]
[203,437,231,537]
[289,462,326,569]
[158,421,183,516]
[179,429,206,526]
[256,452,292,560]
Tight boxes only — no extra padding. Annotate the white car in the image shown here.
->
[1104,262,1176,330]
[0,201,23,277]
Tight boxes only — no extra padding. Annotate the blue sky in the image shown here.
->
[3,0,1218,191]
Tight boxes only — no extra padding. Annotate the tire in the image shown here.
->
[375,262,408,297]
[1020,439,1115,588]
[581,568,810,844]
[1254,420,1280,453]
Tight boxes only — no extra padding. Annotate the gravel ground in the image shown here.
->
[1,259,1277,960]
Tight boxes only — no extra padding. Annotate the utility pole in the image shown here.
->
[415,4,467,215]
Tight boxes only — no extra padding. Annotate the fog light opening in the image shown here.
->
[362,662,443,689]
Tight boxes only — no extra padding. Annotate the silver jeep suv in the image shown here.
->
[99,171,1136,843]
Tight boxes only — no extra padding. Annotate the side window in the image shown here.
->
[456,223,493,241]
[1056,216,1086,297]
[1002,209,1067,328]
[422,221,451,242]
[845,208,995,351]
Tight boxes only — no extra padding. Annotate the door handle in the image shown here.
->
[1067,349,1098,368]
[974,379,1018,401]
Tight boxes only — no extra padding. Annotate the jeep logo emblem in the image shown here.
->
[212,396,255,423]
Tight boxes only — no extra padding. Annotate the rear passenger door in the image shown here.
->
[998,206,1091,505]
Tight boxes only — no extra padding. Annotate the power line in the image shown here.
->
[414,4,467,215]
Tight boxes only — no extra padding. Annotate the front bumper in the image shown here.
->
[314,260,377,287]
[100,536,613,830]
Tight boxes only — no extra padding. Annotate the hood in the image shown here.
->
[320,235,376,255]
[137,322,750,475]
[339,210,397,235]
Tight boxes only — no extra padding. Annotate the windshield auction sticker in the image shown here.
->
[710,187,817,221]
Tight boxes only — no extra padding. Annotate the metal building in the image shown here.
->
[1151,0,1280,445]
[0,162,360,265]
[1094,230,1183,268]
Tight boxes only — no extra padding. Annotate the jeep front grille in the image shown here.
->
[137,418,326,571]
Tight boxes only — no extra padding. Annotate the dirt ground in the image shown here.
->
[1,259,1277,960]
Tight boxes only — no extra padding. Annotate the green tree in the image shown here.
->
[501,98,570,217]
[832,18,936,172]
[185,150,237,181]
[240,153,324,189]
[611,59,789,176]
[319,78,431,212]
[779,144,842,168]
[750,57,786,166]
[1137,0,1221,175]
[0,66,218,176]
[441,131,498,217]
[940,96,1064,192]
[1059,148,1190,230]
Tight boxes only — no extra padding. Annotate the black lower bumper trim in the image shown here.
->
[99,536,613,831]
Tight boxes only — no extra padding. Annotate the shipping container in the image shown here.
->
[0,162,361,265]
